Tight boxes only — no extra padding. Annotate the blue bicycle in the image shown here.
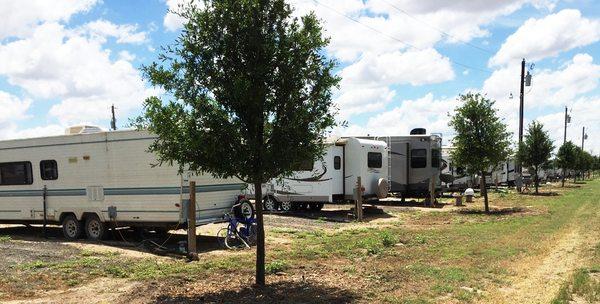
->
[218,198,257,249]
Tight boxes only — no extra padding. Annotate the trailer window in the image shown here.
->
[0,162,33,185]
[431,149,441,168]
[411,149,427,168]
[334,156,341,170]
[293,160,314,171]
[367,152,382,168]
[40,160,58,180]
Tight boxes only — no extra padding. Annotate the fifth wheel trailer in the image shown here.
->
[366,129,443,199]
[0,126,245,240]
[248,137,389,212]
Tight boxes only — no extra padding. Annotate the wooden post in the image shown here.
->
[429,174,436,207]
[187,181,198,260]
[355,177,363,221]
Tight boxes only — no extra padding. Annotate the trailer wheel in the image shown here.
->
[280,201,294,212]
[309,202,324,211]
[62,214,82,240]
[84,215,106,241]
[262,195,278,212]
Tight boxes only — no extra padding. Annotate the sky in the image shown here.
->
[0,0,598,155]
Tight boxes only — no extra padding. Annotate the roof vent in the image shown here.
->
[65,125,104,135]
[410,128,427,135]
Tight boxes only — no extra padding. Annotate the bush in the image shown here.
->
[380,231,397,247]
[266,260,289,274]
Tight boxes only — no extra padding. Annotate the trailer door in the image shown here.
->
[331,146,344,195]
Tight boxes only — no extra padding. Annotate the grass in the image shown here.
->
[1,179,598,303]
[265,260,289,274]
[0,235,11,243]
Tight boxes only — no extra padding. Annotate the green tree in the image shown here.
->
[449,93,512,213]
[516,121,554,194]
[556,142,577,187]
[134,0,339,285]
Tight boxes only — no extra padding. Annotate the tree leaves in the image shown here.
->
[133,0,339,184]
[448,93,512,175]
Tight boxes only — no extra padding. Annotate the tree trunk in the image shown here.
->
[534,166,539,194]
[561,168,565,187]
[254,182,265,286]
[481,171,489,213]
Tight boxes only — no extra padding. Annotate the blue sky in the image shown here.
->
[0,0,598,153]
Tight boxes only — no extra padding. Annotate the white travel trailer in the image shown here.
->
[249,137,389,211]
[440,146,474,191]
[368,129,443,199]
[0,127,245,240]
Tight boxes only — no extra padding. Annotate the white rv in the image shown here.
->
[249,137,389,212]
[0,127,245,240]
[440,146,474,191]
[368,129,443,199]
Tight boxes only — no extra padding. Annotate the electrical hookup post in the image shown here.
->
[354,177,364,221]
[185,179,199,261]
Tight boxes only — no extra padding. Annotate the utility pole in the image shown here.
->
[581,127,584,150]
[517,58,526,192]
[110,104,117,131]
[518,58,525,150]
[563,107,568,145]
[562,107,570,187]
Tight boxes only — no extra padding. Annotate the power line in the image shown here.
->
[379,0,495,55]
[313,0,494,74]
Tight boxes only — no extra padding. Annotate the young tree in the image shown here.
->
[449,93,511,213]
[556,142,577,187]
[516,121,554,194]
[134,0,339,285]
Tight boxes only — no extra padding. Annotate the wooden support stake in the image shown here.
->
[429,174,436,207]
[187,181,198,260]
[355,176,363,221]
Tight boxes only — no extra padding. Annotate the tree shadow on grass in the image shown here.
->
[154,280,359,304]
[519,192,560,196]
[270,205,393,223]
[456,206,528,216]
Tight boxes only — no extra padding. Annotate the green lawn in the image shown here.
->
[2,179,598,303]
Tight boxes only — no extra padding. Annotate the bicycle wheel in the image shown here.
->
[217,227,243,249]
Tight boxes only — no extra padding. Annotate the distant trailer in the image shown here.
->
[440,146,475,192]
[365,129,443,199]
[0,127,245,240]
[248,137,389,212]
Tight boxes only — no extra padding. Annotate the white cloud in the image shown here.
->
[0,0,98,40]
[537,96,600,154]
[0,91,32,139]
[163,0,192,31]
[340,49,454,87]
[0,22,157,125]
[80,19,148,44]
[334,86,396,119]
[490,9,600,66]
[335,93,458,140]
[290,0,555,62]
[1,124,66,140]
[483,53,600,110]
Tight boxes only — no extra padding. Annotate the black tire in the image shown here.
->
[263,195,278,212]
[234,199,255,220]
[84,214,106,241]
[62,214,82,240]
[280,201,294,212]
[311,202,324,211]
[298,202,309,211]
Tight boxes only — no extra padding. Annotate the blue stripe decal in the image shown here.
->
[0,183,245,198]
